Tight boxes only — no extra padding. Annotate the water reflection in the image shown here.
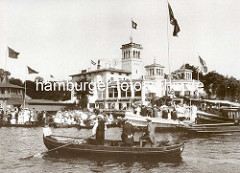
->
[43,151,183,171]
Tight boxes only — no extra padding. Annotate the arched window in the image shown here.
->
[133,51,135,58]
[138,52,140,58]
[124,52,125,59]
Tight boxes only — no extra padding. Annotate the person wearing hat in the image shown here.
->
[121,117,135,146]
[139,118,155,147]
[141,105,148,117]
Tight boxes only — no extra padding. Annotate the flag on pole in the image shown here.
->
[199,56,206,66]
[132,20,137,29]
[91,60,96,65]
[168,3,180,37]
[199,56,208,73]
[27,66,39,74]
[8,47,19,59]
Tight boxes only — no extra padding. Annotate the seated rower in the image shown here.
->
[139,118,155,147]
[121,118,135,146]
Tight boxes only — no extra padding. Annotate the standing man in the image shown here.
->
[142,105,148,117]
[43,110,47,125]
[92,115,106,145]
[153,105,158,118]
[0,108,3,125]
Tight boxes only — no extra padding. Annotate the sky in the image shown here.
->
[0,0,240,81]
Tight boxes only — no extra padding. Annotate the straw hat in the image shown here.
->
[97,114,104,119]
[117,116,123,121]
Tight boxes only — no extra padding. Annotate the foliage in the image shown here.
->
[182,64,240,102]
[0,69,11,81]
[24,80,71,101]
[75,77,92,109]
[9,77,23,86]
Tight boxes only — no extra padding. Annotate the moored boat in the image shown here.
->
[125,113,190,132]
[43,135,184,158]
[185,122,240,134]
[196,110,235,124]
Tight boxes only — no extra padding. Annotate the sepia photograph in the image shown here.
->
[0,0,240,172]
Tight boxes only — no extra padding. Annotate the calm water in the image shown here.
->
[1,127,240,173]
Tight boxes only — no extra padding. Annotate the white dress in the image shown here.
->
[43,127,52,137]
[135,107,141,116]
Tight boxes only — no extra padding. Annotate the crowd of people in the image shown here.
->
[50,109,115,127]
[132,103,198,122]
[0,107,47,125]
[0,107,116,127]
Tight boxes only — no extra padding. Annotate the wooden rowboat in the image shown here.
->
[43,135,184,158]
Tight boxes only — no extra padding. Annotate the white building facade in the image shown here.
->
[70,41,204,109]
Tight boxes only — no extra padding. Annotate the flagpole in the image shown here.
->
[89,60,91,71]
[5,47,8,72]
[197,68,200,81]
[131,18,133,43]
[24,66,27,109]
[197,53,200,81]
[166,1,172,99]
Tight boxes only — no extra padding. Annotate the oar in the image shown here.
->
[20,142,71,160]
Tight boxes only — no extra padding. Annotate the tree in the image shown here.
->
[176,63,240,102]
[9,78,23,87]
[75,78,92,109]
[0,69,11,82]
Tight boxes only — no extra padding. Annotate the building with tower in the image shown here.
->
[70,40,204,109]
[121,42,143,80]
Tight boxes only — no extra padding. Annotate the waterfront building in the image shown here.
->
[0,77,24,110]
[70,41,204,109]
[0,77,72,112]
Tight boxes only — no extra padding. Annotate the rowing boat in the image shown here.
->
[43,135,184,158]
